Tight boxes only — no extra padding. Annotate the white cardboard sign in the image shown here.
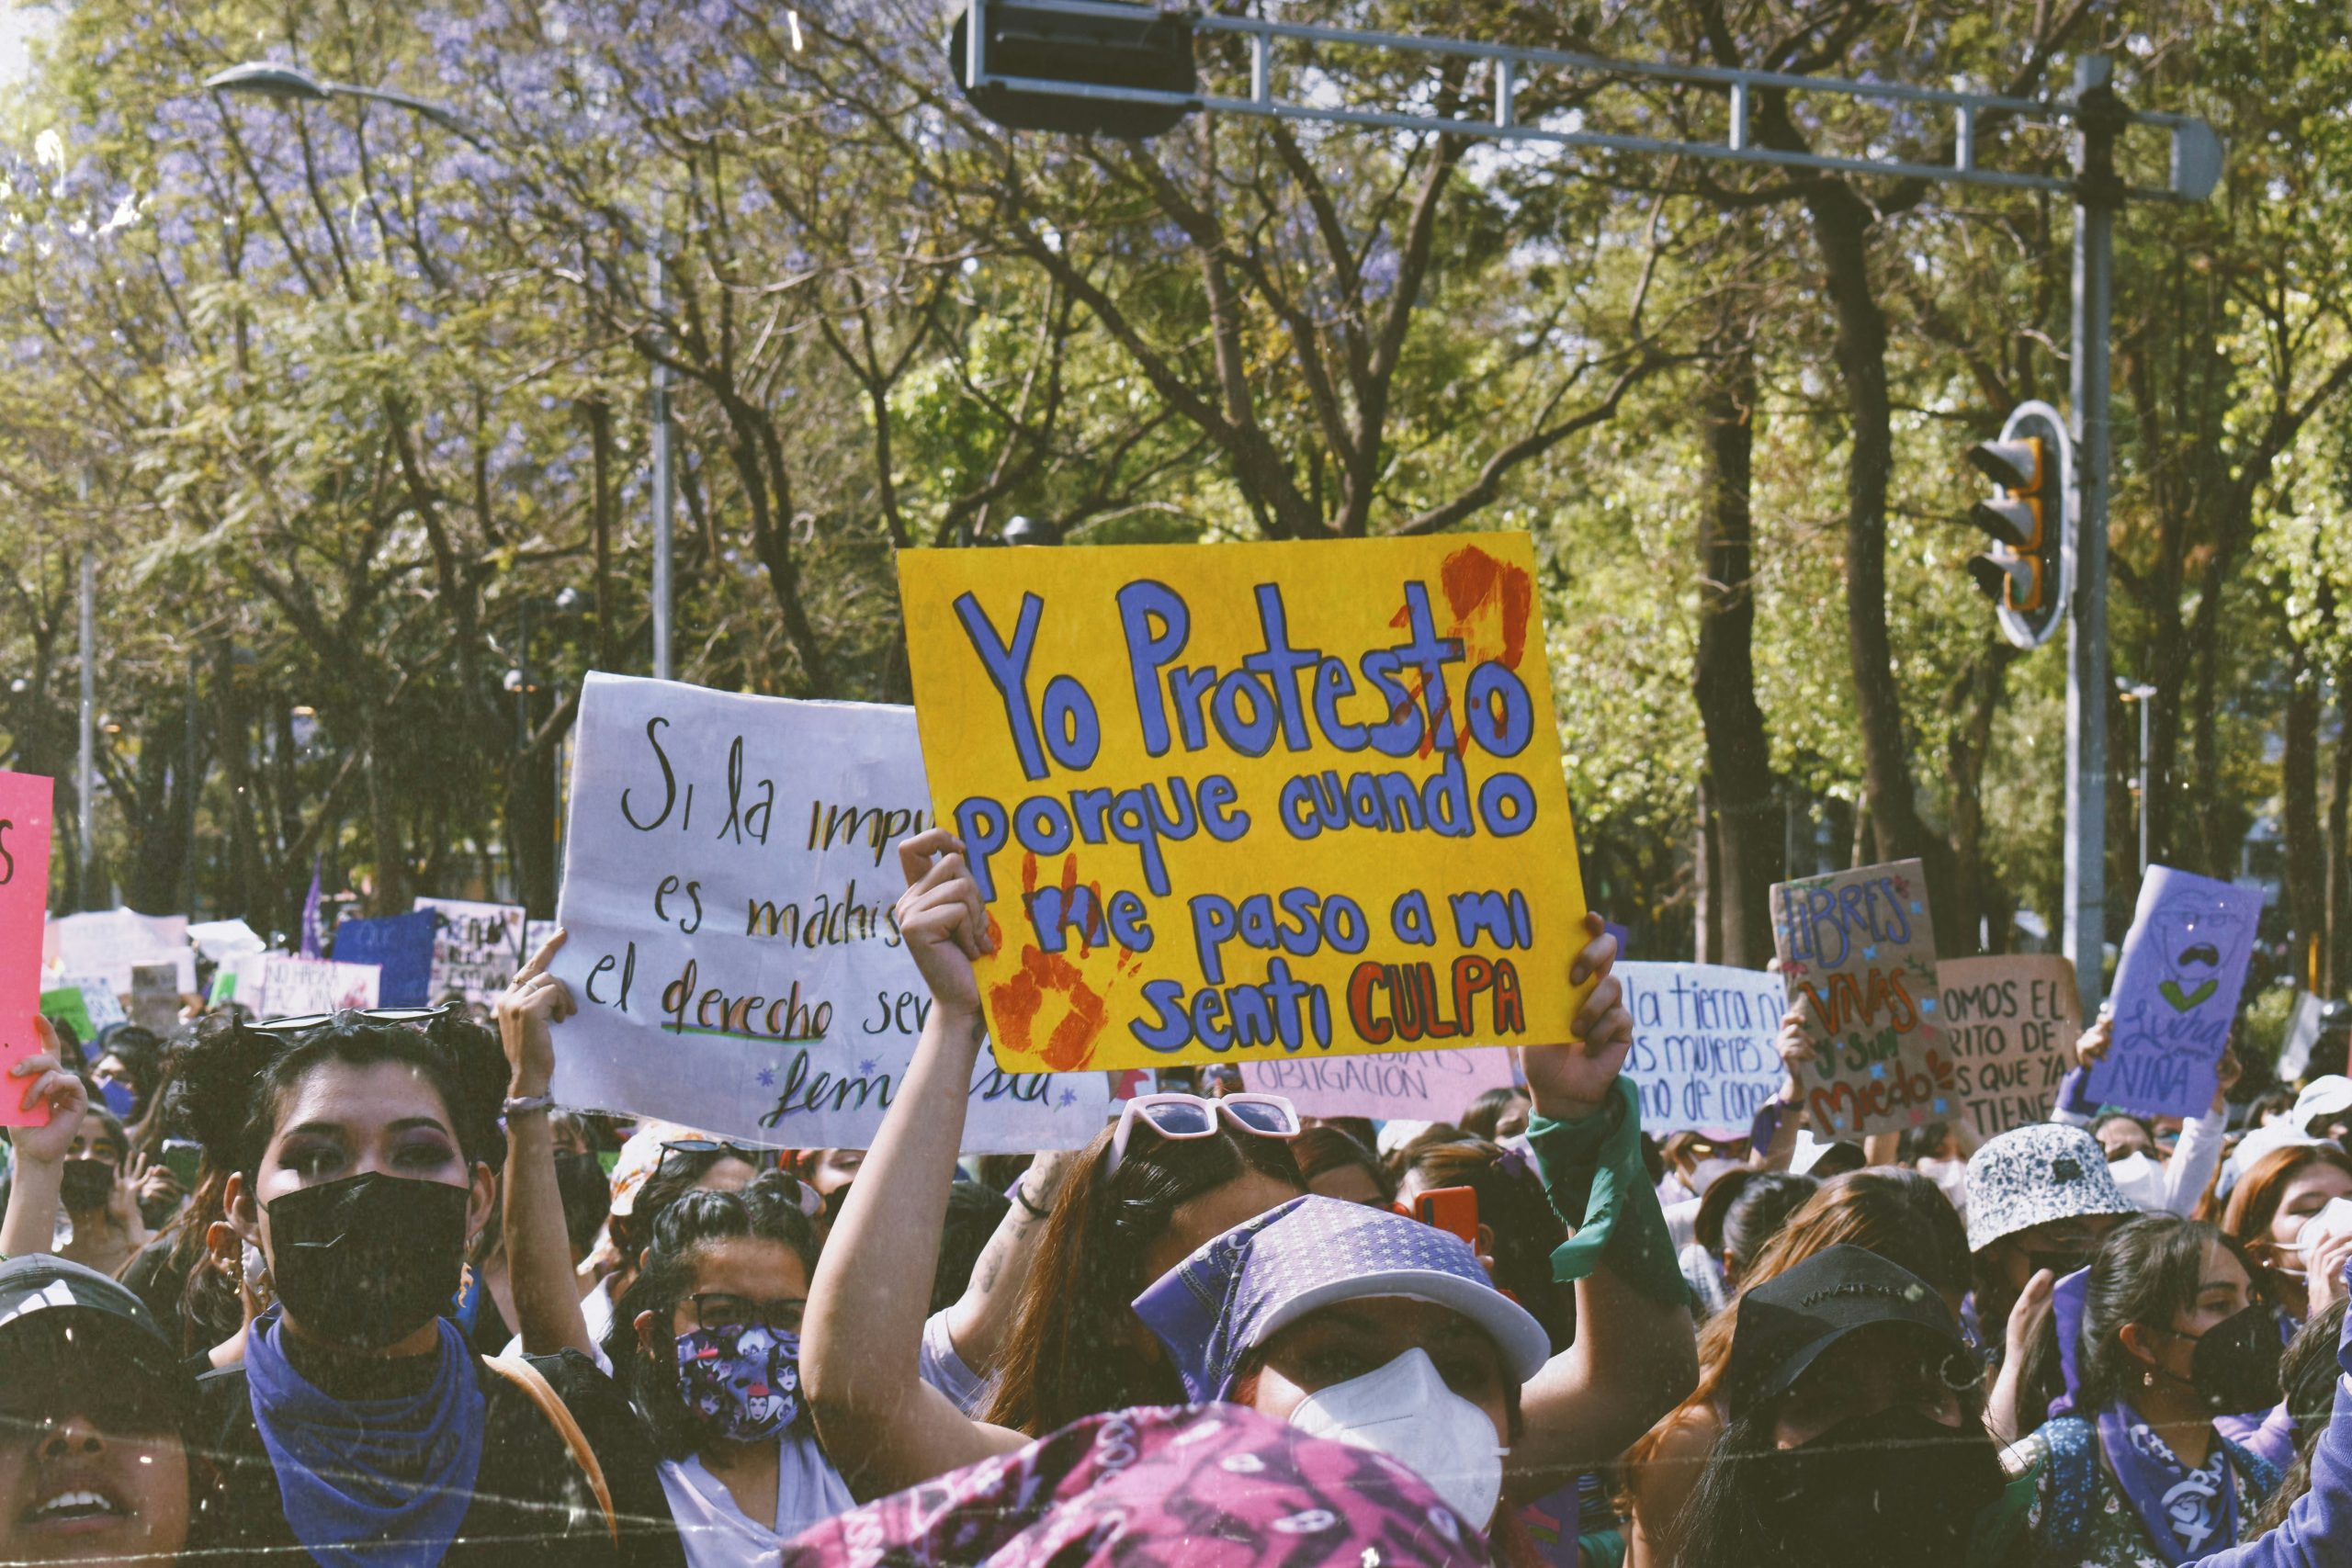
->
[221,953,383,1018]
[548,673,1114,1151]
[413,897,526,1006]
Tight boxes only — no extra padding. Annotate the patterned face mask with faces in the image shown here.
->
[674,1322,802,1442]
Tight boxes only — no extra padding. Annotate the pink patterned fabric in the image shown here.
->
[780,1402,1490,1567]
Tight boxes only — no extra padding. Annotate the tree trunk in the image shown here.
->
[1694,774,1720,964]
[2283,653,2324,985]
[2328,665,2352,997]
[1690,349,1779,966]
[361,712,409,919]
[1946,638,2020,956]
[586,398,619,673]
[1801,181,1932,874]
[212,641,268,923]
[507,698,562,919]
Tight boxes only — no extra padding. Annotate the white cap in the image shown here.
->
[2219,1119,2335,1204]
[2295,1077,2352,1127]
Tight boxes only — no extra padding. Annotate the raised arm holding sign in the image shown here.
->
[899,533,1591,1072]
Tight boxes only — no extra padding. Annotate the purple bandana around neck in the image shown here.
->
[2098,1400,2240,1565]
[2046,1267,2091,1420]
[244,1305,486,1568]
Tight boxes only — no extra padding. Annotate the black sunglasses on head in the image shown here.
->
[247,1002,462,1037]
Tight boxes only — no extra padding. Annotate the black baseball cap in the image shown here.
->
[1724,1245,1969,1424]
[0,1254,192,1418]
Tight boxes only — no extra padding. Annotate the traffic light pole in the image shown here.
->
[960,3,2218,1007]
[2067,58,2122,1022]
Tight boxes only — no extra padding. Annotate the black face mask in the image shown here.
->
[59,1158,116,1213]
[1750,1404,2006,1567]
[264,1172,471,1351]
[2165,1304,2284,1414]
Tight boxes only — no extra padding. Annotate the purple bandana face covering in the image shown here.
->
[675,1323,800,1442]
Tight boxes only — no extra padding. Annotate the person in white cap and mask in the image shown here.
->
[2221,1076,2352,1208]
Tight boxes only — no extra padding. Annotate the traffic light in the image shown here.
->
[1962,400,2072,649]
[949,0,1197,139]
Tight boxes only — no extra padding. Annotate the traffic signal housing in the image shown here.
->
[949,0,1197,139]
[1962,400,2072,649]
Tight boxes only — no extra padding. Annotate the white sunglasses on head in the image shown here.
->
[1106,1092,1302,1180]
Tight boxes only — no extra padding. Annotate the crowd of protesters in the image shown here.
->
[6,828,2352,1566]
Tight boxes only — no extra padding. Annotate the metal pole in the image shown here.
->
[184,652,200,918]
[2065,56,2120,1021]
[2137,693,2152,878]
[649,243,675,682]
[76,541,96,911]
[516,600,532,750]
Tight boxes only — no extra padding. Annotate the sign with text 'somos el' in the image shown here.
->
[899,534,1589,1073]
[1,772,55,1127]
[1770,859,1951,1137]
[1938,954,2080,1136]
[547,673,1112,1151]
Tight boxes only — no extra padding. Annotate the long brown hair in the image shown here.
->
[980,1118,1302,1436]
[1628,1167,1973,1467]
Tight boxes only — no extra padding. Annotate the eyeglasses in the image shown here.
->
[248,1003,460,1036]
[682,1292,804,1335]
[1106,1092,1300,1179]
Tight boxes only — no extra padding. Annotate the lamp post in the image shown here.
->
[2118,681,2158,878]
[205,62,676,682]
[201,62,492,149]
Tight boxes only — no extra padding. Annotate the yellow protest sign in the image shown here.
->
[899,533,1588,1072]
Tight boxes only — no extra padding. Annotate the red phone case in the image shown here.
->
[1413,1185,1479,1247]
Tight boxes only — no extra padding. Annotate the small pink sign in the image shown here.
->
[0,772,57,1126]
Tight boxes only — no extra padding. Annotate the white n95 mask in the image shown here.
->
[1284,1346,1506,1529]
[2107,1150,2167,1212]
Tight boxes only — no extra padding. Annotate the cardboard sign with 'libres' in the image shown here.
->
[899,534,1589,1073]
[1770,859,1951,1136]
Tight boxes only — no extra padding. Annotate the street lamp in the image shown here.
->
[999,513,1061,547]
[203,63,675,681]
[203,62,492,149]
[2118,681,2158,877]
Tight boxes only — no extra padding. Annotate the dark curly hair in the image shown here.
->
[164,1009,508,1179]
[605,1171,822,1459]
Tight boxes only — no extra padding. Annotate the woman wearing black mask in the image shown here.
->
[52,1104,149,1279]
[1678,1245,2032,1568]
[168,1004,684,1568]
[2011,1214,2283,1565]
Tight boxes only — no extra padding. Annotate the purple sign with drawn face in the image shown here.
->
[2085,865,2264,1119]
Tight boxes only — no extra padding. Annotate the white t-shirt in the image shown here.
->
[919,1310,989,1414]
[499,1275,616,1366]
[659,1435,854,1568]
[652,1313,983,1564]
